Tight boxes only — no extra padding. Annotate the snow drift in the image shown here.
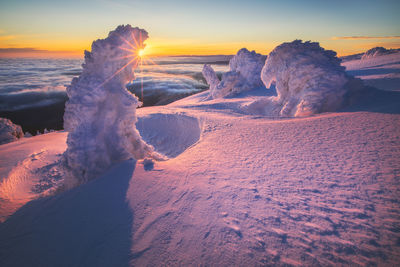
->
[260,40,353,117]
[203,48,266,98]
[0,118,23,145]
[63,25,159,184]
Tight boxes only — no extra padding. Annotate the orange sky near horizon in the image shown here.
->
[1,36,400,59]
[1,0,399,58]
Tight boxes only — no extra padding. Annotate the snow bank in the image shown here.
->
[260,40,352,117]
[63,25,159,184]
[203,48,266,98]
[0,118,23,145]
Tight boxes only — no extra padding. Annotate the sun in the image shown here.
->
[138,49,145,57]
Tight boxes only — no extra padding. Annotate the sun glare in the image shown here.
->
[138,49,145,57]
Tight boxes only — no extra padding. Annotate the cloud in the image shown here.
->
[0,47,49,53]
[0,47,82,58]
[331,36,400,40]
[355,41,400,50]
[0,90,67,111]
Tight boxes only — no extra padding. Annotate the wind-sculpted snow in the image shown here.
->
[203,48,266,98]
[0,118,23,145]
[63,25,159,184]
[261,40,351,117]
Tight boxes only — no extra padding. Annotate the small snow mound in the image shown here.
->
[203,48,266,98]
[63,25,159,185]
[137,113,201,158]
[361,47,396,60]
[0,118,23,145]
[260,40,352,117]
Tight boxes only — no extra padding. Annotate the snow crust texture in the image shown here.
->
[63,25,156,184]
[203,48,266,98]
[261,40,351,117]
[0,118,23,145]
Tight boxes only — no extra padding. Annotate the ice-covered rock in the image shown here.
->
[63,25,159,184]
[261,40,351,117]
[0,118,24,145]
[202,48,266,98]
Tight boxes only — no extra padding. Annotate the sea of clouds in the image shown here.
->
[0,56,230,111]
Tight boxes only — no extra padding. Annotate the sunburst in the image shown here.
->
[97,31,166,107]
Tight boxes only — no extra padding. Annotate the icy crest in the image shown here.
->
[361,47,392,60]
[202,48,266,98]
[0,118,23,145]
[63,25,158,184]
[261,40,350,117]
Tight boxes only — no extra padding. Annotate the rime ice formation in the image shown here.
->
[202,48,266,98]
[261,40,351,117]
[229,48,266,87]
[63,25,158,184]
[202,64,219,92]
[361,47,391,60]
[0,118,23,145]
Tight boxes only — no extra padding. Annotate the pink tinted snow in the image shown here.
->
[0,42,400,266]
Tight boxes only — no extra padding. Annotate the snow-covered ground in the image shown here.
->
[0,53,400,266]
[343,51,400,91]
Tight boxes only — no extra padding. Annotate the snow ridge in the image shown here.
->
[63,25,158,185]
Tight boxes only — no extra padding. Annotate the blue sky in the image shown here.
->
[0,0,399,56]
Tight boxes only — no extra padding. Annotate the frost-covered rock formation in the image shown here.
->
[202,48,266,98]
[63,25,158,184]
[0,118,23,145]
[261,40,351,117]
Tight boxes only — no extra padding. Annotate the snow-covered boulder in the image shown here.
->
[261,40,351,117]
[63,25,159,184]
[361,47,391,60]
[0,118,23,145]
[202,48,266,98]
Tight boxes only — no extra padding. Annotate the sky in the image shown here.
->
[0,0,399,57]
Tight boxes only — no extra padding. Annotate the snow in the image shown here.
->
[0,132,67,222]
[361,47,396,60]
[343,51,400,91]
[202,64,220,94]
[1,45,400,266]
[203,48,266,98]
[260,40,355,117]
[63,25,160,185]
[0,118,23,145]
